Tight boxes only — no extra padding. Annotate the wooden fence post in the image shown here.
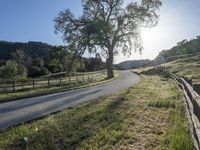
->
[187,79,193,86]
[59,78,62,85]
[32,79,35,89]
[13,80,15,92]
[48,78,50,87]
[76,76,78,82]
[193,84,200,96]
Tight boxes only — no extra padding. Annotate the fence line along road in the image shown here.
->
[156,66,200,150]
[0,70,107,93]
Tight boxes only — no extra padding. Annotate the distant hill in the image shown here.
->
[0,41,55,60]
[1,35,200,71]
[0,41,106,78]
[117,35,200,69]
[116,59,151,70]
[153,36,200,64]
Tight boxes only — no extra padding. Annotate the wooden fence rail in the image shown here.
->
[0,71,106,93]
[156,66,200,150]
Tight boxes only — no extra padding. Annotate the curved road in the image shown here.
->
[0,71,140,129]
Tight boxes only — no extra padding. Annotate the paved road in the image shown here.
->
[0,70,140,129]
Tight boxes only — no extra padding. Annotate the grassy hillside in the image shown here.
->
[117,36,200,68]
[0,75,193,149]
[163,53,200,84]
[154,36,200,64]
[116,59,151,70]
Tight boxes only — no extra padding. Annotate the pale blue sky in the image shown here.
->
[0,0,200,63]
[0,0,82,44]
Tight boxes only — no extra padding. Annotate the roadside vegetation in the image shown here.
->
[0,74,193,149]
[163,53,200,84]
[0,70,119,103]
[0,45,106,80]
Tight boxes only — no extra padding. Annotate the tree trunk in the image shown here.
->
[106,48,114,79]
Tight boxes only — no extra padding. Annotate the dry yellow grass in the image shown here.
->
[0,75,193,150]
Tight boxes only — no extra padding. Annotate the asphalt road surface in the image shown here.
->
[0,70,140,130]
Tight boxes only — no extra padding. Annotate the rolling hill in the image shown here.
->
[153,36,200,64]
[162,53,200,84]
[0,41,55,60]
[117,36,200,70]
[116,59,151,70]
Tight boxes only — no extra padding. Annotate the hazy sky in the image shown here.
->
[0,0,200,63]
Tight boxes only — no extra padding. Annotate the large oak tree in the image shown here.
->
[54,0,162,78]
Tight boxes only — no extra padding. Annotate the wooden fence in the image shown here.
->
[0,70,106,93]
[156,66,200,150]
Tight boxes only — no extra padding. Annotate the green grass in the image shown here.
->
[133,53,200,84]
[0,75,193,149]
[148,99,176,109]
[163,53,200,84]
[148,88,193,150]
[164,112,193,150]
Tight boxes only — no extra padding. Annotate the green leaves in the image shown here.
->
[54,0,161,78]
[0,60,27,80]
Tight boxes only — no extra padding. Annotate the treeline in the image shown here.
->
[0,41,105,80]
[0,41,52,60]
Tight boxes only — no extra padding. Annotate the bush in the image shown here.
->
[28,66,41,77]
[28,66,49,77]
[0,60,27,79]
[17,64,27,78]
[40,67,50,76]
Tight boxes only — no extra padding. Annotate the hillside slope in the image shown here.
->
[117,36,200,68]
[116,59,151,70]
[154,36,200,64]
[162,53,200,84]
[0,41,55,60]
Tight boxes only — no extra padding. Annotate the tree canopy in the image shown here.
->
[54,0,162,78]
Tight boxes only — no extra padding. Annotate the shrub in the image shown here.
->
[28,66,41,77]
[28,66,49,77]
[0,60,27,79]
[40,67,50,76]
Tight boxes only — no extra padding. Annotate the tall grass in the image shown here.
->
[148,86,193,150]
[0,75,193,149]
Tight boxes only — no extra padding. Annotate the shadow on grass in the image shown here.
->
[6,95,126,149]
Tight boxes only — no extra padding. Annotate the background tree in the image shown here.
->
[11,49,32,68]
[54,0,162,78]
[28,66,49,78]
[48,58,63,73]
[47,47,80,74]
[84,53,106,71]
[0,60,27,79]
[47,47,66,73]
[28,58,49,78]
[32,58,44,68]
[63,53,80,74]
